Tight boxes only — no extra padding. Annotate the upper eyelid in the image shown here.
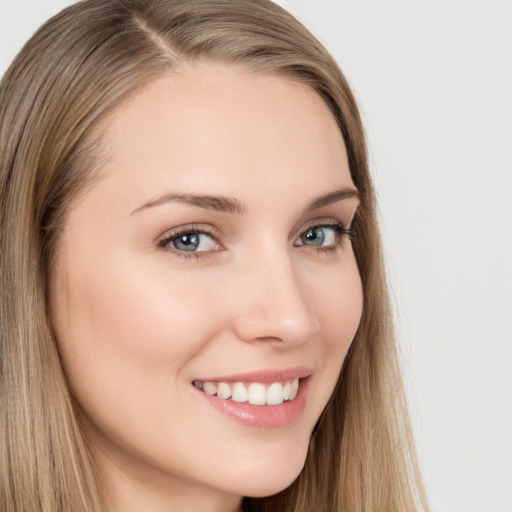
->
[301,219,346,229]
[158,224,220,243]
[293,218,348,239]
[300,221,346,233]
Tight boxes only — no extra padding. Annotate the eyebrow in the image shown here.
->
[131,192,245,215]
[131,187,359,215]
[305,187,359,212]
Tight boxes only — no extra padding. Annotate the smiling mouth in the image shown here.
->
[192,378,300,406]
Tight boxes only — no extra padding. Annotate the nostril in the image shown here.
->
[232,310,318,346]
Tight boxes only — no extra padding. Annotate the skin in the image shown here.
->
[49,62,363,512]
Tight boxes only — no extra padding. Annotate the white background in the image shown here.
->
[1,1,511,511]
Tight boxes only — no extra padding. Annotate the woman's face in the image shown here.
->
[50,63,363,508]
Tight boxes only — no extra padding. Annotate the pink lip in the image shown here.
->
[192,368,312,429]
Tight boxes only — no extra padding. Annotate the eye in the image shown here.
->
[159,229,219,253]
[294,222,353,250]
[296,226,336,247]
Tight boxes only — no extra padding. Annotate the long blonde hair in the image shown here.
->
[0,1,428,510]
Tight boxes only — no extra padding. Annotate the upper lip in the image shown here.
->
[194,366,312,384]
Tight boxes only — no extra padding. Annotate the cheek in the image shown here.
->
[298,255,363,414]
[49,254,227,423]
[310,258,363,354]
[57,259,217,354]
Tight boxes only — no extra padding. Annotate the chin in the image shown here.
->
[217,434,310,498]
[233,466,305,499]
[240,473,302,499]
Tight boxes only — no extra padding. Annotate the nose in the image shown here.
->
[230,248,320,347]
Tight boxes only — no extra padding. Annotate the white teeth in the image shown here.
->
[248,383,266,405]
[217,382,232,400]
[282,381,291,400]
[203,382,217,395]
[266,382,284,405]
[232,382,249,402]
[289,378,299,400]
[194,377,301,406]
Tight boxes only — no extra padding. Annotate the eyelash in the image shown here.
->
[157,224,220,260]
[305,223,355,256]
[157,221,355,260]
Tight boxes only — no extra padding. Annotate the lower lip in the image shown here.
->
[194,377,310,429]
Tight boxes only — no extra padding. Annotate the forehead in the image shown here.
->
[88,62,352,213]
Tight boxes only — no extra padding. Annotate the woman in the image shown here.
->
[0,1,428,511]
